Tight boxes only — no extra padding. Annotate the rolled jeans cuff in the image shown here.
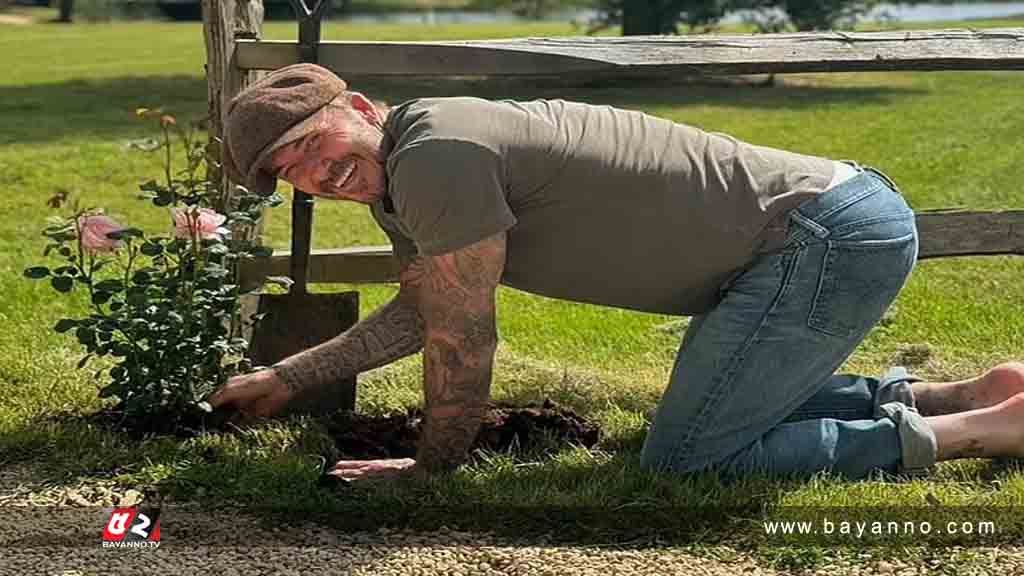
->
[873,366,921,412]
[874,401,937,472]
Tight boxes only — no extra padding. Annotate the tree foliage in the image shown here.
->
[589,0,878,34]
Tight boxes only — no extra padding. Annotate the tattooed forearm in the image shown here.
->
[409,233,505,474]
[271,296,425,397]
[416,335,496,473]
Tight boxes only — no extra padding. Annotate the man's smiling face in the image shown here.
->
[269,93,386,205]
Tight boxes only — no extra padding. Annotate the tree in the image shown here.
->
[58,0,74,22]
[589,0,729,35]
[780,0,877,30]
[471,0,591,20]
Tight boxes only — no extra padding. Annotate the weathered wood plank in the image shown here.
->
[239,245,400,286]
[916,210,1024,260]
[236,28,1024,77]
[236,211,1024,287]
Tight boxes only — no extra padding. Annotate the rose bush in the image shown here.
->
[24,110,283,431]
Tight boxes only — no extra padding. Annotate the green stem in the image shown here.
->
[163,124,173,201]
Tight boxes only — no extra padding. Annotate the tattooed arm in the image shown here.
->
[270,264,427,398]
[207,254,428,418]
[404,232,506,475]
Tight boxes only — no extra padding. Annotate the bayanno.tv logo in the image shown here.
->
[101,507,161,549]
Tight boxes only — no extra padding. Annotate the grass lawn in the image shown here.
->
[2,11,1024,570]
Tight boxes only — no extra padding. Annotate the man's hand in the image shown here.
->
[326,458,417,482]
[205,369,294,419]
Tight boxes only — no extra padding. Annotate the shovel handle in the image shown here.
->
[290,191,314,294]
[286,0,328,295]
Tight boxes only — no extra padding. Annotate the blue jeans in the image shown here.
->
[640,167,937,479]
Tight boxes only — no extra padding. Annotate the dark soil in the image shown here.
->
[325,399,601,460]
[54,399,601,459]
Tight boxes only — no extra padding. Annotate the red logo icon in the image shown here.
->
[102,507,161,548]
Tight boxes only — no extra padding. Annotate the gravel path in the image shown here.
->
[4,465,1024,575]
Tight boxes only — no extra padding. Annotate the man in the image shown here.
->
[208,63,1024,483]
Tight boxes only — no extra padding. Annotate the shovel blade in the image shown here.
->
[248,290,359,415]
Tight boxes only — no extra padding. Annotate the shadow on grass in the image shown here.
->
[0,75,209,145]
[6,410,1024,550]
[0,74,923,145]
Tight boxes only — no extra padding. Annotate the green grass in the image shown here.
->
[2,15,1024,569]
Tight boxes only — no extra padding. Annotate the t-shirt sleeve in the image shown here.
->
[388,139,517,256]
[369,201,419,268]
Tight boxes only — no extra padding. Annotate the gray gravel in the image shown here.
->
[4,465,1024,575]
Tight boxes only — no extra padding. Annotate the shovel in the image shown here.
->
[247,0,358,416]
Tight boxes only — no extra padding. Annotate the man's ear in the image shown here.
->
[348,92,382,128]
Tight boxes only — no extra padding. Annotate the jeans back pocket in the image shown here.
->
[807,228,917,339]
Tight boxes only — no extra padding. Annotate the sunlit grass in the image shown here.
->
[2,15,1024,568]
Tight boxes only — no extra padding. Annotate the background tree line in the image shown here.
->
[478,0,879,33]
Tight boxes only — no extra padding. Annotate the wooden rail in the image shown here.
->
[222,23,1024,288]
[236,28,1024,77]
[236,211,1024,286]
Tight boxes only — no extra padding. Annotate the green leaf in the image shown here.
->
[109,301,124,312]
[207,243,229,256]
[140,242,164,256]
[251,246,274,258]
[110,366,126,380]
[94,279,124,292]
[132,270,152,284]
[107,228,144,241]
[112,341,134,357]
[53,265,77,276]
[76,355,92,369]
[74,326,96,345]
[92,291,112,305]
[153,190,174,207]
[59,246,73,258]
[45,231,76,243]
[202,265,228,279]
[23,266,50,279]
[51,276,74,293]
[54,318,78,333]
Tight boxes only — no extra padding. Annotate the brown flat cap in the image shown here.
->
[224,63,348,196]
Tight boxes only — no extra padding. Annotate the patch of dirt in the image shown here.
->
[325,399,601,460]
[56,405,225,439]
[55,399,601,459]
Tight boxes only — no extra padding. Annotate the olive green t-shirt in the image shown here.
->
[370,97,834,315]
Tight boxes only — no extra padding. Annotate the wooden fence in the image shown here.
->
[199,3,1024,288]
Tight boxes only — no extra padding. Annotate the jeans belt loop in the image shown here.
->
[863,165,903,195]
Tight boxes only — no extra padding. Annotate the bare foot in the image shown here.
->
[979,391,1024,459]
[931,390,1024,461]
[913,362,1024,416]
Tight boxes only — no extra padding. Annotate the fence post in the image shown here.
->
[202,0,266,347]
[202,0,264,215]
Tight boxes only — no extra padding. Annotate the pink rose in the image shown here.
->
[171,207,228,240]
[77,214,125,254]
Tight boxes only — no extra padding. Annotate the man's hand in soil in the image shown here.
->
[326,458,417,482]
[204,369,293,419]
